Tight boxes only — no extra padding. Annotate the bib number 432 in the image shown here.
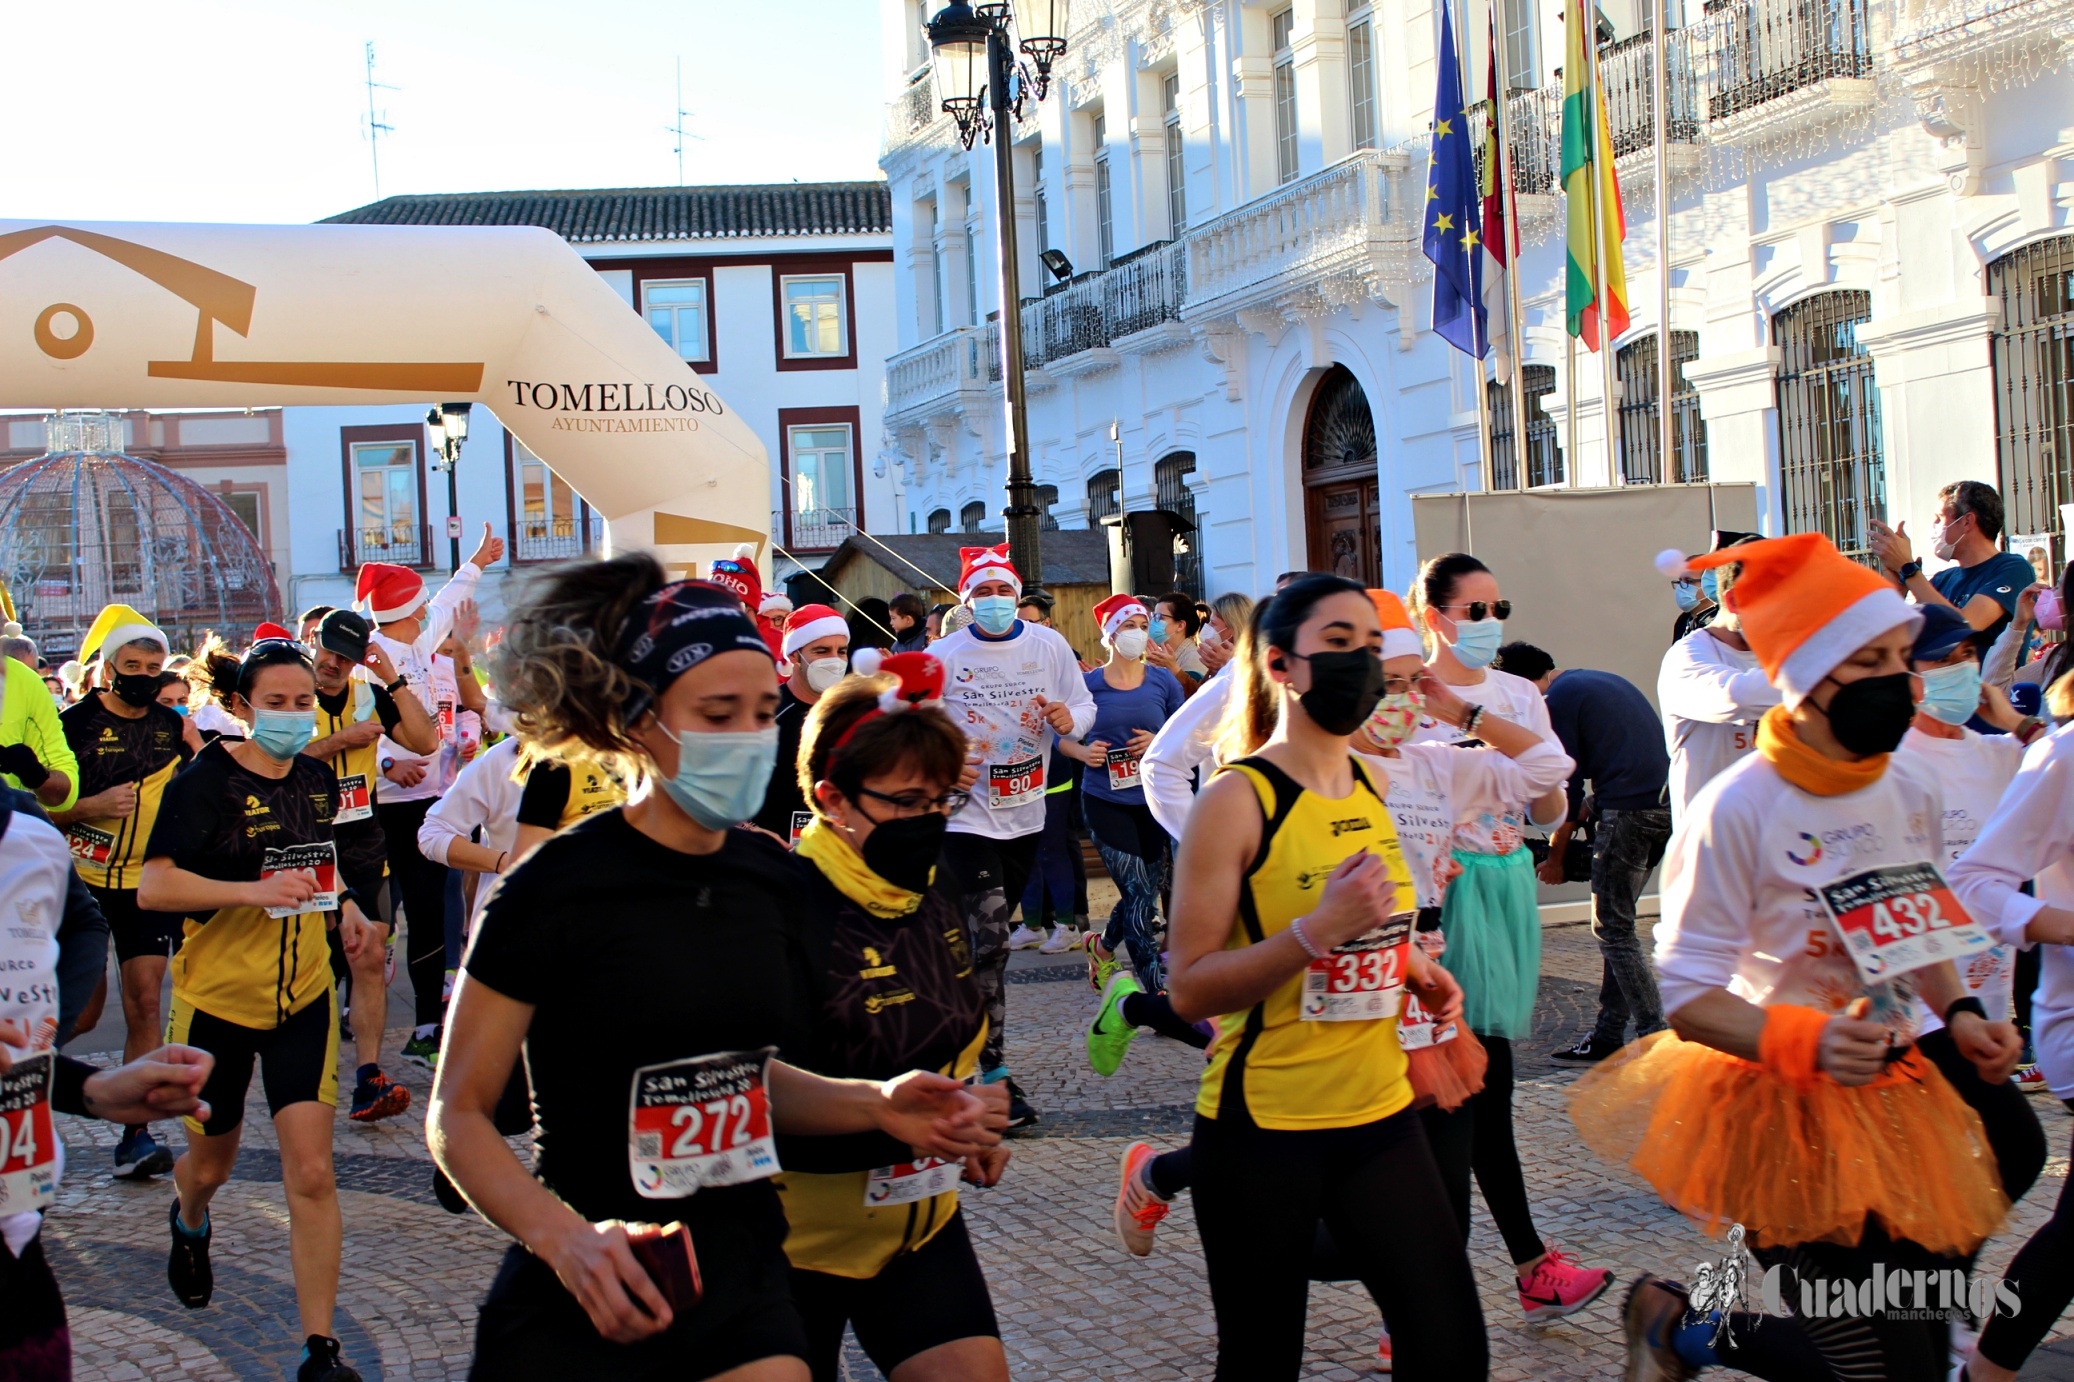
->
[1816,861,1994,985]
[628,1048,779,1198]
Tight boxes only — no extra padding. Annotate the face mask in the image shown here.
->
[1445,617,1505,671]
[1199,625,1221,649]
[971,596,1017,636]
[860,811,948,892]
[1149,615,1169,644]
[805,657,848,693]
[171,704,189,718]
[1673,582,1700,613]
[657,725,779,830]
[250,707,316,761]
[1917,660,1982,727]
[1294,648,1386,736]
[1817,671,1917,756]
[111,671,161,708]
[1362,690,1424,752]
[1701,568,1720,604]
[1112,628,1149,660]
[1931,521,1956,561]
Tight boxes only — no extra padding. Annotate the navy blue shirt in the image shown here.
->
[1080,664,1186,807]
[1930,552,2032,651]
[1542,668,1670,818]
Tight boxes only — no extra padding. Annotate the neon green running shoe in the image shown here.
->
[1087,970,1145,1077]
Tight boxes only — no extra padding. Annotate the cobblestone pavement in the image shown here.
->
[48,914,2074,1380]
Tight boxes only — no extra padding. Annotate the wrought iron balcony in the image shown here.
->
[777,505,857,554]
[884,325,992,421]
[512,515,602,564]
[339,523,431,571]
[1022,239,1188,370]
[1600,30,1704,155]
[1701,0,1873,122]
[884,71,944,155]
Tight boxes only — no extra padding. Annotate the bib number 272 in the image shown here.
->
[628,1048,779,1198]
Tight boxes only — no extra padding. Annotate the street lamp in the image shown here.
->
[425,400,471,570]
[927,0,1067,589]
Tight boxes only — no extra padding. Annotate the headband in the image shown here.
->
[614,579,772,717]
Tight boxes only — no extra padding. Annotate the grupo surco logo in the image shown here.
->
[503,378,724,434]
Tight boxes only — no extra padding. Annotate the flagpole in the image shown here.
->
[1653,0,1674,483]
[1492,0,1530,490]
[1586,7,1621,487]
[1566,327,1578,481]
[1457,0,1499,493]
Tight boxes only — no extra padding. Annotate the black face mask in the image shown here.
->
[1816,671,1917,757]
[1293,648,1387,737]
[111,671,161,709]
[861,810,949,893]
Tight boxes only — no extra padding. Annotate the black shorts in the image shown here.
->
[167,991,340,1137]
[791,1210,999,1382]
[91,883,184,966]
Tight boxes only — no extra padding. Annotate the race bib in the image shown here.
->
[0,1054,57,1215]
[789,811,813,846]
[1817,861,1994,986]
[1301,912,1413,1022]
[260,841,339,918]
[988,756,1044,810]
[628,1048,778,1198]
[1396,991,1459,1050]
[64,823,115,866]
[863,1156,958,1207]
[1105,748,1141,792]
[334,773,373,825]
[437,697,456,740]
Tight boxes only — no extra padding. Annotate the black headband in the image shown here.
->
[614,580,772,717]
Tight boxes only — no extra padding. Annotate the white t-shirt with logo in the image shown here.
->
[369,561,481,805]
[1896,725,2025,1031]
[934,621,1096,842]
[1405,667,1562,856]
[1359,738,1576,909]
[1659,627,1780,820]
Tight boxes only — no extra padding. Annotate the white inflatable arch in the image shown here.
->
[0,220,770,575]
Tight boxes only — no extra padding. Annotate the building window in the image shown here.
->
[927,507,951,534]
[643,278,710,363]
[1990,235,2074,572]
[1487,365,1565,489]
[220,490,262,539]
[1163,73,1187,234]
[1033,147,1050,255]
[1272,7,1298,185]
[1035,483,1061,530]
[1155,451,1202,595]
[1775,290,1883,564]
[782,275,848,358]
[787,422,856,551]
[960,500,988,533]
[1503,0,1537,89]
[1348,14,1378,151]
[964,215,981,327]
[353,439,423,565]
[1094,113,1114,267]
[510,438,595,562]
[1616,331,1709,484]
[926,202,944,337]
[1087,468,1121,524]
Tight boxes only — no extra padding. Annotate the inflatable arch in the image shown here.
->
[0,219,770,576]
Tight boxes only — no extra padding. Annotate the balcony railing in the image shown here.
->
[1182,148,1411,312]
[885,324,992,418]
[1701,0,1873,121]
[1022,239,1187,369]
[513,515,602,563]
[1601,30,1704,155]
[339,523,430,571]
[779,506,857,553]
[1469,86,1561,198]
[885,71,942,152]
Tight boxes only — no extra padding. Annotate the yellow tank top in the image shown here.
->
[1196,755,1417,1131]
[315,683,381,827]
[558,763,627,828]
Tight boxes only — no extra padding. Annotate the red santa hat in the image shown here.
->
[758,588,793,619]
[957,544,1022,600]
[1093,593,1149,643]
[355,563,426,624]
[707,543,763,610]
[252,621,295,644]
[781,603,849,658]
[840,649,948,743]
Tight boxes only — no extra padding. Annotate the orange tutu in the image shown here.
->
[1407,1028,1487,1112]
[1568,1031,2008,1255]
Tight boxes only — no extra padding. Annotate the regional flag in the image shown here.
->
[1424,0,1487,361]
[1480,15,1515,383]
[1561,0,1629,349]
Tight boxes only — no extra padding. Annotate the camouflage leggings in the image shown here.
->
[942,830,1041,1074]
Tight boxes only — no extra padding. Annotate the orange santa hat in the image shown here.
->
[1367,590,1425,661]
[1685,532,1921,708]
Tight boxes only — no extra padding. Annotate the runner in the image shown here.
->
[0,638,77,811]
[778,648,1009,1382]
[931,544,1095,1128]
[429,557,999,1380]
[304,608,439,1124]
[1162,573,1485,1380]
[514,752,630,859]
[751,604,851,842]
[1578,533,2024,1381]
[1657,535,1776,820]
[1406,553,1615,1320]
[138,633,380,1382]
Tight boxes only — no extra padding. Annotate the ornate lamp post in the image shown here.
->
[424,401,471,570]
[927,0,1067,587]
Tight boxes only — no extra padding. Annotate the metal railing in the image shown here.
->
[1601,30,1704,156]
[338,523,430,571]
[1021,239,1188,369]
[1702,0,1873,121]
[885,325,991,416]
[1469,86,1561,198]
[780,506,857,553]
[512,515,601,563]
[885,71,941,150]
[1182,148,1408,309]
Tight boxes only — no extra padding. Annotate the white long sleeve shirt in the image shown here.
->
[418,738,525,935]
[370,560,483,804]
[1405,667,1565,853]
[1359,739,1575,909]
[1948,722,2074,1096]
[1654,750,1945,1040]
[934,620,1097,841]
[1658,626,1780,819]
[0,806,73,1254]
[1142,665,1234,841]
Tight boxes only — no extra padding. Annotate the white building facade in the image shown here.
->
[877,0,2074,597]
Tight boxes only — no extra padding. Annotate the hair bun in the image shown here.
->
[851,646,886,678]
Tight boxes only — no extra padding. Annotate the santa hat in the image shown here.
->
[782,603,849,657]
[957,544,1021,600]
[841,649,948,741]
[252,621,295,644]
[1688,533,1921,708]
[356,563,426,624]
[79,603,167,661]
[1367,590,1425,662]
[758,589,793,618]
[708,543,763,610]
[1093,594,1149,643]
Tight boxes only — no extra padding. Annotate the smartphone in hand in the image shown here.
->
[626,1222,701,1314]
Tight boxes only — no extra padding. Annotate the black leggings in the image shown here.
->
[1464,1036,1545,1265]
[1192,1108,1488,1380]
[1978,1105,2074,1371]
[1917,1027,2047,1209]
[377,798,449,1029]
[1120,989,1211,1049]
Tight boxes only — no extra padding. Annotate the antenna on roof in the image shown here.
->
[667,57,702,186]
[362,42,398,200]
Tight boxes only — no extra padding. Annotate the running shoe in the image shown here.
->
[400,1031,440,1070]
[1374,1324,1392,1373]
[1087,935,1118,992]
[2016,1062,2049,1095]
[1039,926,1084,954]
[348,1069,412,1124]
[1519,1246,1615,1322]
[1550,1033,1624,1063]
[1007,924,1046,951]
[1112,1142,1170,1257]
[1088,970,1145,1077]
[1621,1275,1696,1382]
[114,1126,175,1180]
[1004,1076,1039,1130]
[296,1334,364,1382]
[167,1199,213,1309]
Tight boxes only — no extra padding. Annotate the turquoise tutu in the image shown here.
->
[1438,848,1541,1039]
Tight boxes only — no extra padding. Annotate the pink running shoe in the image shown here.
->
[1112,1141,1170,1257]
[1518,1247,1615,1322]
[1373,1324,1393,1372]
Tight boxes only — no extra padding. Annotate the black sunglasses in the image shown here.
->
[1439,600,1512,622]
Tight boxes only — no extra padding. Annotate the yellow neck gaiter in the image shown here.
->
[795,816,925,918]
[1757,703,1887,797]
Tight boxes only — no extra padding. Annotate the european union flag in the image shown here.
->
[1425,1,1487,360]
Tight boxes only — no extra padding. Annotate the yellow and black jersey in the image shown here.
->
[1196,754,1417,1132]
[144,739,341,1030]
[58,694,190,889]
[517,758,627,832]
[314,680,403,880]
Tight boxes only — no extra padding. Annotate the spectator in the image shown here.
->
[1147,592,1207,693]
[751,604,850,841]
[1499,641,1673,1063]
[1657,535,1775,818]
[927,602,954,641]
[1871,480,2035,646]
[888,591,931,653]
[849,596,895,655]
[296,604,334,641]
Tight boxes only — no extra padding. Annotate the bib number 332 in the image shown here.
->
[629,1047,779,1198]
[1302,913,1413,1022]
[1816,861,1994,985]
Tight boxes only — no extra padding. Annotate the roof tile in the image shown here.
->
[320,182,891,243]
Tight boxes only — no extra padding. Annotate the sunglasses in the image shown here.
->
[1439,600,1512,622]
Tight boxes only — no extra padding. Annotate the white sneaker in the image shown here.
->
[1007,924,1046,951]
[1039,927,1082,954]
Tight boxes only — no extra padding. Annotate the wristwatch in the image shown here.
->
[1898,560,1923,582]
[383,675,407,694]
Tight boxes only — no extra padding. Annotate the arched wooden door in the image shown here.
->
[1302,365,1381,585]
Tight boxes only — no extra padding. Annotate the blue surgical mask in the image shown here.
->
[1701,568,1720,603]
[1673,582,1700,612]
[1917,660,1982,727]
[1446,617,1505,671]
[171,704,189,718]
[657,724,779,830]
[972,596,1017,636]
[250,707,316,761]
[1149,615,1169,644]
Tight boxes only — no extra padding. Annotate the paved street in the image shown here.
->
[46,912,2074,1380]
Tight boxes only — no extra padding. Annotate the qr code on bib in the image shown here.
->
[635,1132,662,1159]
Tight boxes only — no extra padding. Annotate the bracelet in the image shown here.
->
[1944,996,1989,1026]
[1289,914,1326,961]
[494,850,508,874]
[384,676,408,694]
[1462,704,1485,736]
[2017,716,2046,745]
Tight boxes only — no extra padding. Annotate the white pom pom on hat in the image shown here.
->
[1,622,19,637]
[1655,548,1691,580]
[732,542,757,563]
[851,647,886,677]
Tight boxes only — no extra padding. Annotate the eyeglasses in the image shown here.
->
[1382,675,1417,696]
[856,785,970,817]
[244,637,311,662]
[1438,600,1512,622]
